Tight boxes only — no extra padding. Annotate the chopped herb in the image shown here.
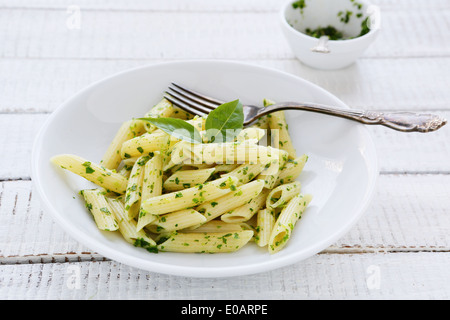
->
[82,162,95,174]
[100,207,111,215]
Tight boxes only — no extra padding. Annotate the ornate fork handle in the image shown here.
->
[261,103,447,133]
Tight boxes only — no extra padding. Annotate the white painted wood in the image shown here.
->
[0,0,449,299]
[2,58,450,113]
[1,174,449,261]
[0,6,449,60]
[1,0,449,12]
[1,253,449,299]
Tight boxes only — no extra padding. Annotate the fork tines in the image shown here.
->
[164,83,225,117]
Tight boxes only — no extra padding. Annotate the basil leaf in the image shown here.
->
[205,99,244,143]
[138,117,203,144]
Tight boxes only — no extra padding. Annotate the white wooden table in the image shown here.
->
[1,0,449,300]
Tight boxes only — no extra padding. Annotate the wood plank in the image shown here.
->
[1,0,449,12]
[1,174,449,260]
[1,253,449,299]
[0,7,449,60]
[1,58,450,113]
[1,111,448,181]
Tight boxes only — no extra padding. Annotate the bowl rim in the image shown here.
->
[31,59,379,277]
[280,0,380,44]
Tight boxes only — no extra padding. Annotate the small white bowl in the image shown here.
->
[280,0,381,70]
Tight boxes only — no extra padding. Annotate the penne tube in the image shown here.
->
[256,148,289,189]
[265,98,296,159]
[140,153,163,201]
[255,208,276,247]
[213,164,239,173]
[221,162,269,186]
[193,179,265,227]
[136,153,163,229]
[180,220,246,233]
[117,158,137,179]
[145,209,207,233]
[80,189,119,231]
[236,127,266,142]
[120,130,174,159]
[266,181,301,209]
[274,154,308,187]
[156,230,254,253]
[106,197,156,247]
[143,98,193,132]
[100,120,147,170]
[51,154,128,194]
[221,188,270,223]
[124,155,149,220]
[141,176,239,215]
[268,193,312,254]
[163,168,215,192]
[172,140,281,166]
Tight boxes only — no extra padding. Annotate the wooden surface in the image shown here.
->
[1,0,449,299]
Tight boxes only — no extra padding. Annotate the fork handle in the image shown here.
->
[262,103,447,133]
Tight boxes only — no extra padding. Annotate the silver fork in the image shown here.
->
[164,83,447,133]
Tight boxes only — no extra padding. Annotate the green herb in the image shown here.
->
[138,117,203,144]
[82,161,95,174]
[204,99,244,143]
[292,0,306,12]
[305,26,344,40]
[100,207,111,215]
[359,17,370,37]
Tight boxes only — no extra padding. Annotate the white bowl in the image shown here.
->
[280,0,380,70]
[31,60,378,277]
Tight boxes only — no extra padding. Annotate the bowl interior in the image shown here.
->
[32,61,378,277]
[285,0,372,39]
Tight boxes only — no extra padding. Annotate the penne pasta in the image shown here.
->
[51,154,128,194]
[265,99,297,159]
[81,189,119,231]
[120,130,173,159]
[145,209,207,233]
[172,140,278,166]
[235,127,266,142]
[156,230,254,253]
[100,120,147,170]
[256,148,289,189]
[117,158,137,179]
[194,179,265,227]
[180,220,246,234]
[221,162,268,186]
[144,98,193,132]
[268,193,312,254]
[124,155,148,220]
[52,92,312,255]
[163,168,215,191]
[221,188,270,223]
[274,154,308,187]
[106,197,156,247]
[266,181,301,209]
[255,208,276,247]
[136,153,164,229]
[141,176,239,215]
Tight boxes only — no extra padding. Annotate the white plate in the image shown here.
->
[31,60,378,277]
